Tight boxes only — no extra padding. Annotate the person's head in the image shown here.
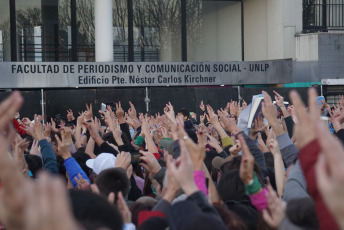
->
[213,203,248,230]
[130,200,157,227]
[190,112,197,120]
[86,153,117,174]
[95,167,130,199]
[24,154,43,178]
[69,190,123,230]
[169,201,227,230]
[67,112,73,121]
[138,217,168,230]
[218,169,247,202]
[72,151,92,177]
[221,156,263,184]
[286,197,319,229]
[186,129,197,143]
[59,118,66,128]
[218,170,259,230]
[177,108,189,121]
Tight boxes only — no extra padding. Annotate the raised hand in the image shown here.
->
[128,101,137,119]
[262,185,286,228]
[74,173,90,190]
[164,102,176,123]
[200,100,205,112]
[116,101,125,124]
[124,112,135,127]
[30,139,41,156]
[0,91,23,131]
[117,191,132,224]
[289,88,319,148]
[168,140,198,196]
[43,122,52,137]
[273,90,284,108]
[139,150,162,176]
[262,91,283,136]
[61,126,73,145]
[175,118,206,170]
[85,103,93,120]
[229,139,241,156]
[50,118,58,132]
[242,100,247,109]
[200,112,206,124]
[77,111,86,124]
[239,135,255,184]
[13,136,29,174]
[23,115,45,141]
[67,109,75,121]
[206,133,223,153]
[218,109,241,135]
[114,151,131,171]
[229,101,239,116]
[55,134,71,160]
[206,105,219,125]
[315,122,344,229]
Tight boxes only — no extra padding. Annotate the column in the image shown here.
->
[95,0,114,62]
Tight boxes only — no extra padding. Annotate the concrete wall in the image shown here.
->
[244,0,302,61]
[294,33,344,82]
[187,1,242,61]
[295,33,319,61]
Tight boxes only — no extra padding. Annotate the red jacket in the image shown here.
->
[299,140,339,230]
[12,118,26,136]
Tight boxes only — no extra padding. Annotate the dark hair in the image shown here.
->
[186,129,198,143]
[204,150,218,181]
[102,132,117,145]
[213,203,248,230]
[24,154,43,178]
[178,108,190,119]
[130,201,156,227]
[56,155,67,182]
[218,170,247,202]
[222,156,264,184]
[102,131,131,146]
[138,217,168,230]
[95,168,130,199]
[72,151,91,177]
[24,136,34,150]
[69,190,123,230]
[286,197,319,229]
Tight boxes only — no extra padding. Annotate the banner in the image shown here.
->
[0,60,292,88]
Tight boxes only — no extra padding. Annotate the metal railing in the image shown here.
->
[18,43,159,62]
[303,0,344,32]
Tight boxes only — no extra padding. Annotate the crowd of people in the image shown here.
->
[0,88,344,230]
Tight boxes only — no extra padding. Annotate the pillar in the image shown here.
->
[95,0,113,62]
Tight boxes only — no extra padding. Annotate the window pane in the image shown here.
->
[76,0,95,61]
[58,0,72,61]
[16,0,43,61]
[113,0,128,62]
[187,0,242,61]
[133,0,182,61]
[0,1,10,61]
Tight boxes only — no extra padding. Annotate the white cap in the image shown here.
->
[86,153,116,174]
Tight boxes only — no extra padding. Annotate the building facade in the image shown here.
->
[0,0,343,117]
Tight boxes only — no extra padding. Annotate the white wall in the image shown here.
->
[187,1,242,61]
[244,0,302,61]
[295,33,319,61]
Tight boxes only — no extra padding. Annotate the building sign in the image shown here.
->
[0,60,292,88]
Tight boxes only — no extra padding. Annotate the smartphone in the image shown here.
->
[100,103,106,111]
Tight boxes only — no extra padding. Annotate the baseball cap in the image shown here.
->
[86,153,116,174]
[212,155,233,171]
